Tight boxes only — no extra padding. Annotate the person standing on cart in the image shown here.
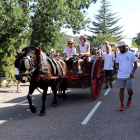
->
[63,39,76,73]
[115,41,137,111]
[102,46,115,89]
[77,35,90,74]
[102,41,112,54]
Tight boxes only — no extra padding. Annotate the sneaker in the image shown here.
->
[67,70,70,73]
[104,85,109,89]
[110,83,112,88]
[119,105,124,111]
[77,70,83,74]
[16,90,20,93]
[126,99,131,106]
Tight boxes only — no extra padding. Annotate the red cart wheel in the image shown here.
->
[90,57,103,100]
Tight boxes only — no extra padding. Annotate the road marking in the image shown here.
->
[81,101,102,125]
[104,88,111,95]
[112,79,116,84]
[104,79,116,95]
[17,97,35,105]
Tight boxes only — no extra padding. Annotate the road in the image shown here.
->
[0,64,140,140]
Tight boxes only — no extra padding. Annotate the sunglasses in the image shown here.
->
[80,38,84,40]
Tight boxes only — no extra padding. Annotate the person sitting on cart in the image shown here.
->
[63,39,76,73]
[102,46,115,89]
[102,41,112,54]
[77,35,90,74]
[50,49,56,55]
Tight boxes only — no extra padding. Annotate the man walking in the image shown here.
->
[115,41,137,111]
[102,41,112,54]
[14,49,21,93]
[102,46,115,89]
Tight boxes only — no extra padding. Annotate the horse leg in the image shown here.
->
[40,86,48,116]
[51,83,57,107]
[61,79,67,100]
[27,84,37,113]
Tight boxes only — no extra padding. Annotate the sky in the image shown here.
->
[61,0,140,38]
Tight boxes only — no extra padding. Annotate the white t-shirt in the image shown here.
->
[115,51,137,78]
[102,53,115,70]
[63,46,76,58]
[102,45,112,53]
[14,67,19,75]
[79,43,88,53]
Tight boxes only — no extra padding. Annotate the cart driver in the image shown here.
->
[76,35,90,74]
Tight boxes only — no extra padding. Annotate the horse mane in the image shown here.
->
[22,45,37,53]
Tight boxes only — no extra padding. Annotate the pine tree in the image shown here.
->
[87,0,124,44]
[133,33,140,46]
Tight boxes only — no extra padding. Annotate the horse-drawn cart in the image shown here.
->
[54,55,104,100]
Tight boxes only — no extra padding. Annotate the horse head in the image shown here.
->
[15,45,38,83]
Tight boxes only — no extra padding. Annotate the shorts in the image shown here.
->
[117,78,134,89]
[15,75,20,81]
[104,70,113,78]
[80,55,86,59]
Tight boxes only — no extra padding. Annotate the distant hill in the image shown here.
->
[54,33,80,53]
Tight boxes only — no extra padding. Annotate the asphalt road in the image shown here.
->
[1,64,140,140]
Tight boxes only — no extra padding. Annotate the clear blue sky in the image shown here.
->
[61,0,140,38]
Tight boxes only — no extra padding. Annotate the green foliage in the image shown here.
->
[133,32,140,46]
[52,33,80,54]
[1,55,15,80]
[29,0,97,52]
[87,0,124,41]
[90,33,118,48]
[0,0,31,78]
[131,40,140,49]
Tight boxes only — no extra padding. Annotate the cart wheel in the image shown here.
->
[56,86,63,97]
[90,57,103,100]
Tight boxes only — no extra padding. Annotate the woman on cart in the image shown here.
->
[77,35,90,74]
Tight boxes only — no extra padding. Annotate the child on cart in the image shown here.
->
[63,39,76,73]
[102,46,115,88]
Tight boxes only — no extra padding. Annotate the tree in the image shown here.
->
[0,0,31,78]
[91,33,118,48]
[133,32,140,46]
[29,0,97,52]
[87,0,124,45]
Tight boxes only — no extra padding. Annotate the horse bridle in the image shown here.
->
[19,52,44,80]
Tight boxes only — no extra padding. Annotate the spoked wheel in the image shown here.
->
[90,57,103,100]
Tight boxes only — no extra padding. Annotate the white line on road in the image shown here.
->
[81,101,102,125]
[104,88,111,95]
[17,97,35,105]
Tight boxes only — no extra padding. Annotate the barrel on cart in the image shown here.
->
[56,55,104,100]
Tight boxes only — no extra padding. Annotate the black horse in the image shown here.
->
[15,45,67,116]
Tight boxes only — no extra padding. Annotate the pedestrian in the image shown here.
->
[102,41,112,54]
[102,46,115,89]
[77,35,90,73]
[115,41,137,111]
[63,39,76,73]
[14,49,21,93]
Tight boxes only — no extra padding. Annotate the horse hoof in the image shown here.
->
[39,111,45,116]
[52,103,57,107]
[31,106,37,113]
